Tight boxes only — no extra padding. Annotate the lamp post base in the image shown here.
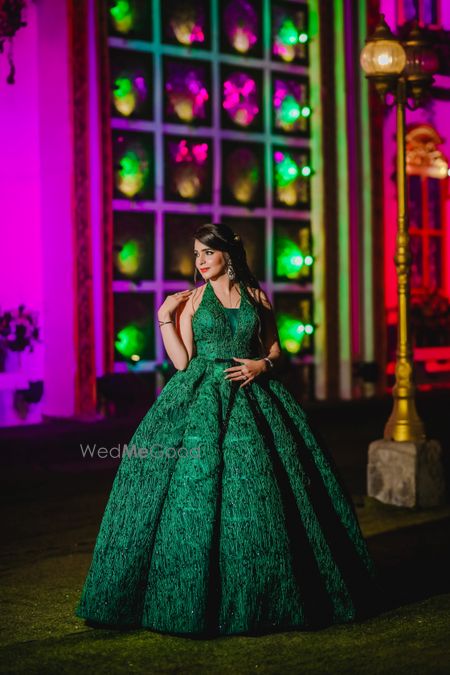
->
[367,438,446,508]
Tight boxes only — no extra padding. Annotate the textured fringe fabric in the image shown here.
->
[75,280,384,636]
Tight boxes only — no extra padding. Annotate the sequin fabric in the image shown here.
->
[75,280,383,636]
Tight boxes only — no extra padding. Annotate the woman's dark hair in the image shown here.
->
[192,222,266,355]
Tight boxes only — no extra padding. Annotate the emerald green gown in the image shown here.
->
[75,279,383,637]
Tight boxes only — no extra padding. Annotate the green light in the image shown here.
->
[301,105,311,118]
[280,95,301,123]
[117,239,141,276]
[113,77,137,116]
[110,0,130,22]
[279,19,298,46]
[117,150,148,197]
[298,32,308,44]
[278,315,306,354]
[120,152,140,176]
[115,324,146,359]
[301,165,312,177]
[114,77,133,98]
[275,154,299,186]
[304,255,314,266]
[276,239,305,279]
[277,313,315,353]
[110,1,134,34]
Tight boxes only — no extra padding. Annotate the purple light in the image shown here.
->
[165,61,210,122]
[223,72,259,127]
[134,76,147,97]
[224,0,258,53]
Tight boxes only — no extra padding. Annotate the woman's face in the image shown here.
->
[194,239,227,280]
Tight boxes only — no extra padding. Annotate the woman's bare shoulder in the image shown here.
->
[245,285,272,309]
[176,283,207,321]
[191,283,208,313]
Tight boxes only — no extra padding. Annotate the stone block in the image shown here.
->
[367,438,446,508]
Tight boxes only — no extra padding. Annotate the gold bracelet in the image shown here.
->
[158,320,174,326]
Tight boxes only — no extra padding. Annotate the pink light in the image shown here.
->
[222,72,259,127]
[190,27,205,43]
[175,140,190,163]
[192,143,208,164]
[173,139,208,165]
[166,65,209,121]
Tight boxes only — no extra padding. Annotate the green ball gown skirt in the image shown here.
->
[75,280,384,637]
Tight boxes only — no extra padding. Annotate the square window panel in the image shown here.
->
[164,136,212,203]
[274,219,313,283]
[112,130,154,200]
[272,74,310,136]
[220,0,263,58]
[221,64,263,132]
[110,49,153,121]
[161,0,210,49]
[163,57,212,126]
[107,0,152,41]
[164,213,213,280]
[221,217,266,281]
[114,292,155,362]
[113,212,154,281]
[272,2,309,65]
[273,146,311,209]
[222,140,265,207]
[273,292,314,355]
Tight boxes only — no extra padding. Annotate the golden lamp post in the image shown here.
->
[360,16,446,508]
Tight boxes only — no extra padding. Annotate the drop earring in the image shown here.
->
[226,259,236,281]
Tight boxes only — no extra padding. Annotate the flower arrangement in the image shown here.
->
[0,304,40,353]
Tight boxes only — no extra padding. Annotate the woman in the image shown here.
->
[75,223,384,637]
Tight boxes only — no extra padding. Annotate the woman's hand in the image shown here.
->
[223,357,268,388]
[157,289,193,321]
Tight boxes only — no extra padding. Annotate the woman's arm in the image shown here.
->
[251,287,282,371]
[177,294,197,362]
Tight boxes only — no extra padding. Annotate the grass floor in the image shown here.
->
[1,467,450,674]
